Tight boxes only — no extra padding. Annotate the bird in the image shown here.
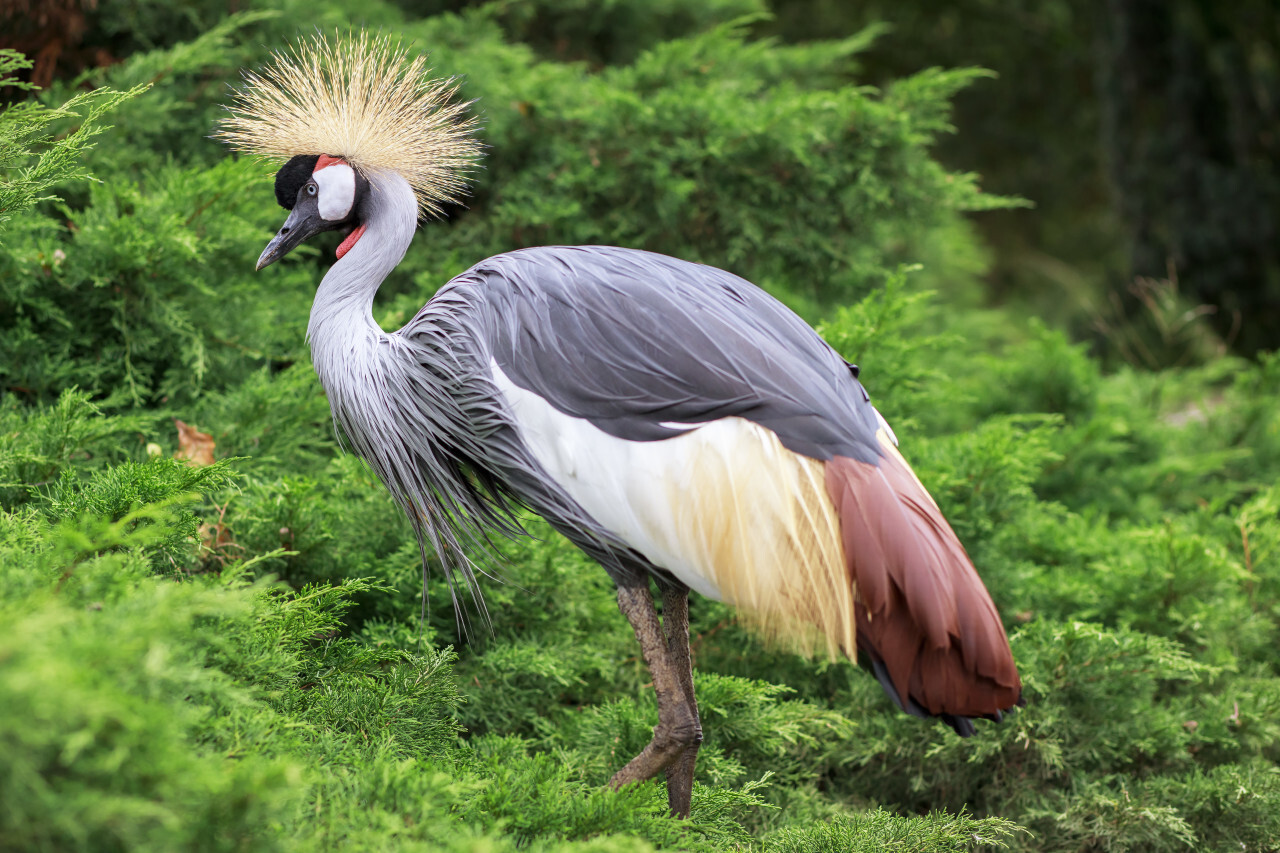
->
[219,33,1022,818]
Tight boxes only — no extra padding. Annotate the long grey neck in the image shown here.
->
[306,170,418,376]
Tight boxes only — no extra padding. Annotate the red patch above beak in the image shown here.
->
[314,153,345,172]
[335,223,367,260]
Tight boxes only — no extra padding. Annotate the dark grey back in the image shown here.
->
[457,246,884,465]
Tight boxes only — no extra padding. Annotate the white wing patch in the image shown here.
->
[314,162,356,221]
[491,361,859,658]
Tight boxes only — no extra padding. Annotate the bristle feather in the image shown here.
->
[217,31,482,219]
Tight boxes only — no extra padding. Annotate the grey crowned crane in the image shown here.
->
[219,34,1022,818]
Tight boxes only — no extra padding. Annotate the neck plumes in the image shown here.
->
[306,170,418,374]
[299,168,501,617]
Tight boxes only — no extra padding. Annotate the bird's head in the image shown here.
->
[217,32,482,271]
[256,153,370,270]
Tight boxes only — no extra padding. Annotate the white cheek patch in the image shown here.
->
[313,163,356,221]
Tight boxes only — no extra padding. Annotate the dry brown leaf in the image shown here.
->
[199,521,234,550]
[173,419,215,467]
[198,502,242,571]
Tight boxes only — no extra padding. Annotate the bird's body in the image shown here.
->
[220,35,1022,817]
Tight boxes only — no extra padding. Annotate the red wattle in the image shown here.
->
[336,223,367,260]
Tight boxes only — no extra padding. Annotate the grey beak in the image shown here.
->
[256,205,329,271]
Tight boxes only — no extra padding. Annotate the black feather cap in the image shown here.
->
[274,154,321,209]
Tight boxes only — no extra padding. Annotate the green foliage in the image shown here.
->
[0,463,775,852]
[1,0,1016,407]
[2,2,1278,851]
[0,50,144,230]
[417,13,1014,311]
[542,671,854,795]
[0,510,299,852]
[764,809,1022,853]
[0,155,311,405]
[437,0,769,66]
[0,388,148,507]
[46,456,236,572]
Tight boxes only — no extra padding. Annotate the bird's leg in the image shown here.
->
[609,582,702,817]
[660,583,701,818]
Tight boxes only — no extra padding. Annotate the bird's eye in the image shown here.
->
[306,183,317,196]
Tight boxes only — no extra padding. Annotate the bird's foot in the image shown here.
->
[663,738,701,818]
[611,582,702,817]
[608,716,702,817]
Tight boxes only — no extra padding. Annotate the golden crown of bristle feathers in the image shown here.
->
[217,32,482,218]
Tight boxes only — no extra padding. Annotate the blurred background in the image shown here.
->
[6,0,1279,361]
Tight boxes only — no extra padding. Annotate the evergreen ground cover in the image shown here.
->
[2,2,1278,850]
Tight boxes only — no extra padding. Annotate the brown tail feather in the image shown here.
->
[824,445,1022,723]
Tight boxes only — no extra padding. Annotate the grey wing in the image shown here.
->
[463,245,885,464]
[439,247,1024,733]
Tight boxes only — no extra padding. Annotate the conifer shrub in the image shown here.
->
[408,11,1014,310]
[424,0,766,66]
[0,449,782,852]
[3,0,1015,405]
[0,50,143,228]
[0,389,148,508]
[764,809,1022,853]
[3,1,1279,850]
